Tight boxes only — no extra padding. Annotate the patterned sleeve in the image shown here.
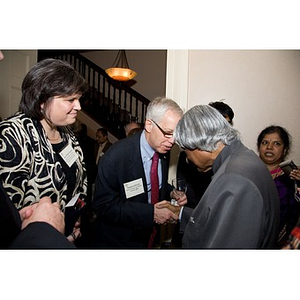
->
[0,118,33,208]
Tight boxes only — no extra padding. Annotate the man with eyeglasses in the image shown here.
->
[92,96,185,249]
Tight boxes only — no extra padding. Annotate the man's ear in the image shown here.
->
[144,119,153,133]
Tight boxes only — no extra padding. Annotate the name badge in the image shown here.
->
[123,178,144,199]
[65,193,86,210]
[65,193,80,207]
[59,144,78,167]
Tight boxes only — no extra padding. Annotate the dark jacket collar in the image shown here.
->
[212,139,244,174]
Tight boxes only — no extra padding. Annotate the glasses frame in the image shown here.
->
[151,119,173,138]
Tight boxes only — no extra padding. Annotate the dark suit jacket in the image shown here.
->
[0,180,75,249]
[0,180,21,248]
[93,131,171,248]
[9,222,75,249]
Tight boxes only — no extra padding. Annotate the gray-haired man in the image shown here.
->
[158,105,280,249]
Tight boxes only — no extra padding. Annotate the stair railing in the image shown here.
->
[38,50,150,139]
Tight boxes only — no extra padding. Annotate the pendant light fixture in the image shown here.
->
[105,50,137,81]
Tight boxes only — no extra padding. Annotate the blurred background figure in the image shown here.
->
[95,127,112,165]
[124,121,142,137]
[209,100,234,125]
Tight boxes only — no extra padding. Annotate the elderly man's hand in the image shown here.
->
[154,200,181,224]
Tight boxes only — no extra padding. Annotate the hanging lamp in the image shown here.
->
[105,50,137,81]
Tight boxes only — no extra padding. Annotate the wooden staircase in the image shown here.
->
[38,50,150,139]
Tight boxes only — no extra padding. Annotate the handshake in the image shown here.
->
[154,191,187,225]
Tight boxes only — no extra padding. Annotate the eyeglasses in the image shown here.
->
[151,119,173,138]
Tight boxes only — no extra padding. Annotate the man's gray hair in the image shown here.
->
[146,96,183,122]
[174,105,240,151]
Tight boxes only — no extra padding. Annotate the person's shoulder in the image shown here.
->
[227,149,264,172]
[1,112,26,124]
[0,113,35,135]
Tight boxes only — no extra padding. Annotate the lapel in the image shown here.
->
[127,133,148,199]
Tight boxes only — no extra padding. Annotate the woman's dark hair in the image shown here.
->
[19,58,88,120]
[257,125,291,156]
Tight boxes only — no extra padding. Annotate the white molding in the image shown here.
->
[165,50,189,111]
[165,50,190,183]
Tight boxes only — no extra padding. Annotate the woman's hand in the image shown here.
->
[290,167,300,181]
[290,167,300,194]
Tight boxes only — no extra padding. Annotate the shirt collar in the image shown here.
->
[140,130,155,161]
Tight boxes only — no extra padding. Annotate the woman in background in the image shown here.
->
[257,125,300,247]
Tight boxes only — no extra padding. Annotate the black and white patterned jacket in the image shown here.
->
[0,113,87,210]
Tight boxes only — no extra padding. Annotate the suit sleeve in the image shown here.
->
[9,222,75,249]
[183,173,265,248]
[0,123,31,208]
[92,148,154,228]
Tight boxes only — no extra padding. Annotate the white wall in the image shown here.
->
[0,50,37,119]
[188,50,300,164]
[165,50,190,183]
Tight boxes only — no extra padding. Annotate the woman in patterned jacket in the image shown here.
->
[0,58,88,244]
